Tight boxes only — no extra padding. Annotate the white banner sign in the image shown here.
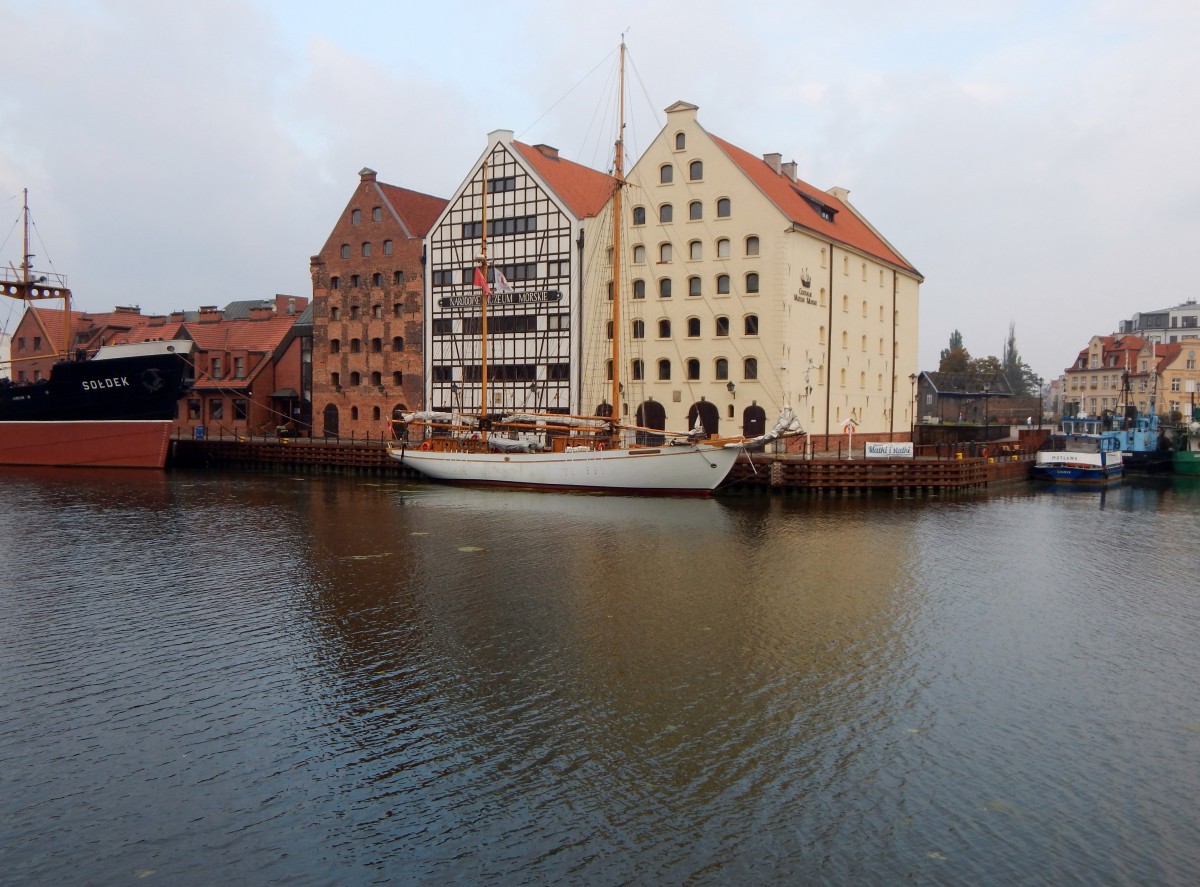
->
[865,442,914,458]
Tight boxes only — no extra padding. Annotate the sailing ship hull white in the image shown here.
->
[391,443,739,495]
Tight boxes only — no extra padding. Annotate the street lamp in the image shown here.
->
[909,372,918,441]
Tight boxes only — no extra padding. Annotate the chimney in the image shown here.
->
[170,311,185,323]
[763,152,782,174]
[534,144,559,159]
[250,306,273,320]
[148,315,166,327]
[359,167,377,182]
[781,161,797,182]
[199,306,223,323]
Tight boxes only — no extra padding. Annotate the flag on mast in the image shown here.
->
[494,269,514,294]
[473,266,492,296]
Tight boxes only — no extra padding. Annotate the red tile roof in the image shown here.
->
[708,134,919,275]
[514,142,614,219]
[181,314,297,355]
[377,184,448,238]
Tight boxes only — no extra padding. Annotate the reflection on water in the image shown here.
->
[1,470,1199,884]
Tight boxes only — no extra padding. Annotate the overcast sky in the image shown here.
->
[2,0,1197,381]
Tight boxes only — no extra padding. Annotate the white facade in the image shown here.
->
[582,102,922,439]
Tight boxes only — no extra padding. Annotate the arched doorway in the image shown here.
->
[686,400,720,437]
[322,403,339,438]
[636,400,666,445]
[742,403,767,437]
[390,404,408,440]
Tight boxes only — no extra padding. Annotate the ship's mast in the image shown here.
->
[5,189,73,357]
[479,157,490,441]
[609,38,627,435]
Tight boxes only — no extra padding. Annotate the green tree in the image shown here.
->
[1001,322,1038,396]
[969,355,1003,376]
[939,329,971,372]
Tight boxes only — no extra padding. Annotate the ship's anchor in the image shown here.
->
[141,368,164,393]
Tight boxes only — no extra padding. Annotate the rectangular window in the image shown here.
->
[546,313,570,331]
[211,357,222,379]
[16,337,24,351]
[234,357,245,379]
[431,365,454,382]
[233,399,248,420]
[461,221,483,239]
[547,363,570,381]
[486,176,517,193]
[187,399,201,420]
[33,336,41,350]
[209,399,224,420]
[432,270,455,286]
[487,215,537,236]
[432,319,453,336]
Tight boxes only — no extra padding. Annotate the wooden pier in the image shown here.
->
[169,434,1034,496]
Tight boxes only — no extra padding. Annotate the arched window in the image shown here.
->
[819,325,826,344]
[715,316,730,336]
[393,371,403,385]
[362,242,371,257]
[340,244,350,259]
[689,240,702,260]
[659,204,673,223]
[350,305,361,320]
[633,245,646,264]
[689,160,703,180]
[745,272,759,293]
[351,406,359,420]
[372,272,382,287]
[330,276,340,290]
[745,236,759,255]
[330,338,341,353]
[659,278,672,298]
[371,371,382,386]
[658,319,671,337]
[392,336,404,351]
[862,300,868,317]
[659,243,672,263]
[716,274,730,294]
[744,357,758,380]
[384,239,393,255]
[632,319,645,339]
[715,358,729,380]
[322,403,339,436]
[606,320,613,340]
[633,279,646,299]
[842,295,849,312]
[330,306,340,320]
[351,209,361,225]
[716,198,731,217]
[633,206,646,225]
[631,359,644,381]
[371,337,382,352]
[659,164,673,184]
[840,331,848,349]
[840,368,846,387]
[686,358,701,380]
[675,132,686,150]
[717,238,730,258]
[688,276,702,297]
[331,372,340,387]
[861,335,867,351]
[372,304,383,319]
[744,315,759,336]
[350,338,361,353]
[350,371,361,386]
[658,358,671,380]
[689,201,702,221]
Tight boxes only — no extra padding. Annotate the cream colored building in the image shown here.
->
[582,102,923,442]
[1062,334,1200,420]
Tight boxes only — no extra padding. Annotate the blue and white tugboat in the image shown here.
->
[1032,416,1125,485]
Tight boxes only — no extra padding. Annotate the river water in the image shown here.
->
[1,468,1198,886]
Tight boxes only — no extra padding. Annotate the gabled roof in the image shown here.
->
[376,183,447,238]
[513,142,614,219]
[708,133,919,276]
[110,322,186,343]
[180,313,298,354]
[1067,335,1146,373]
[924,371,1013,396]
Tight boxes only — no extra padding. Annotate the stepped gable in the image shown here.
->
[513,142,614,219]
[708,133,918,275]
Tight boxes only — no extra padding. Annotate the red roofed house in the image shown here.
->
[1064,333,1200,422]
[309,168,448,439]
[424,131,614,418]
[169,295,309,438]
[7,304,165,382]
[585,101,924,445]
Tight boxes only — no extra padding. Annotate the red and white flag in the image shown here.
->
[473,266,492,296]
[494,269,514,294]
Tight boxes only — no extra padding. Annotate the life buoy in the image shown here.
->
[419,441,432,451]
